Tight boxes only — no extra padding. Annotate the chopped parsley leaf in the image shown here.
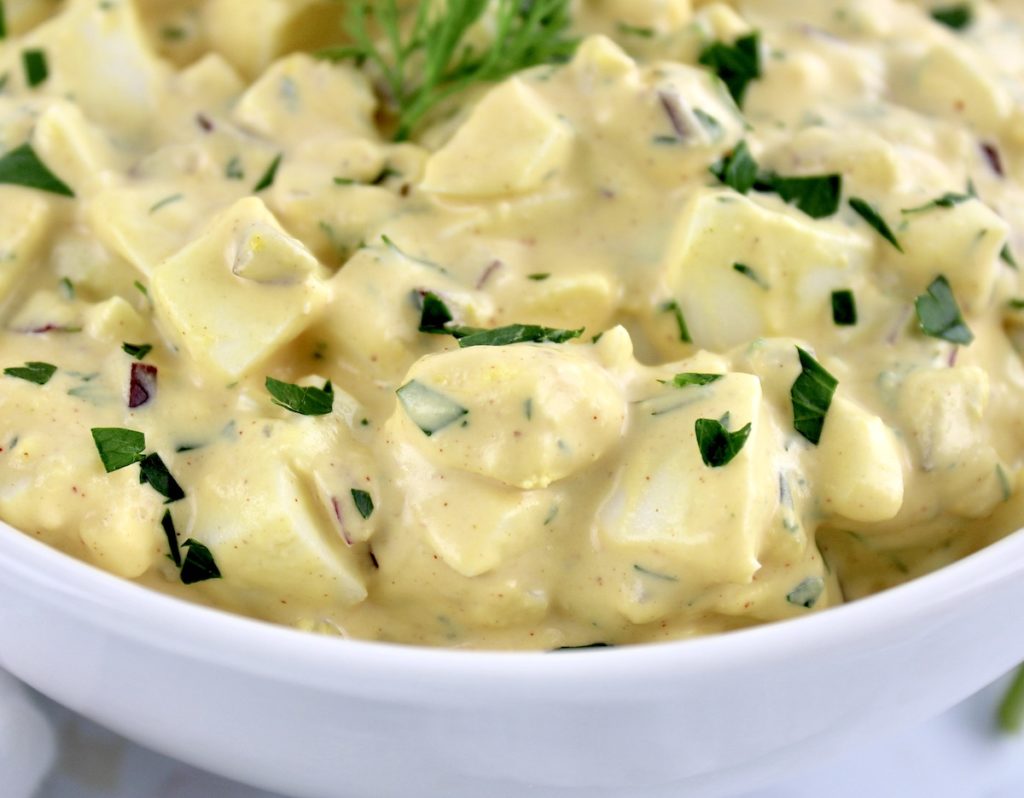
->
[457,324,582,348]
[914,275,974,345]
[931,4,973,30]
[849,197,903,251]
[180,539,221,585]
[831,290,857,326]
[162,510,182,568]
[122,342,153,361]
[253,152,282,192]
[666,372,722,388]
[4,361,56,384]
[139,453,185,503]
[765,173,842,219]
[660,299,692,343]
[417,290,454,334]
[790,347,838,445]
[351,488,374,519]
[266,377,334,416]
[90,427,146,472]
[709,140,758,194]
[21,49,47,87]
[698,32,762,106]
[0,143,74,197]
[695,417,752,467]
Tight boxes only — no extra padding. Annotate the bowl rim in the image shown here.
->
[2,519,1022,698]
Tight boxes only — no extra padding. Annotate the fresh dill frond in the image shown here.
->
[320,0,578,141]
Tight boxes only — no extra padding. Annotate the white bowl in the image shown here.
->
[2,519,1023,798]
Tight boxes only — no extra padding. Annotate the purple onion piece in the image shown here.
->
[128,362,157,408]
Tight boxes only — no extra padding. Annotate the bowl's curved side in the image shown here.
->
[2,522,1024,798]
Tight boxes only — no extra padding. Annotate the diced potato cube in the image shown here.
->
[79,483,165,578]
[313,242,494,384]
[817,396,905,523]
[150,197,329,379]
[422,78,575,197]
[202,0,347,79]
[768,127,901,192]
[878,198,1007,312]
[891,42,1011,134]
[190,422,368,606]
[87,183,238,276]
[172,53,246,111]
[599,372,774,588]
[591,0,692,31]
[501,271,619,333]
[32,102,123,196]
[0,188,53,304]
[12,0,171,135]
[84,296,149,344]
[898,366,1005,518]
[232,54,377,146]
[390,344,627,490]
[570,35,637,81]
[661,189,871,350]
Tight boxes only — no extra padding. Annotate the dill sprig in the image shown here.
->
[321,0,578,140]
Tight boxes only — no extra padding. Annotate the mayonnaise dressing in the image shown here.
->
[1,0,1023,649]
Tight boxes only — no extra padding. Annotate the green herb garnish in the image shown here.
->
[849,197,903,251]
[914,275,974,345]
[457,324,582,347]
[266,377,335,416]
[666,373,722,388]
[225,156,244,180]
[91,427,146,472]
[162,510,182,568]
[790,347,838,445]
[1001,243,1019,270]
[831,290,857,326]
[695,417,751,468]
[0,2,7,39]
[766,173,842,219]
[733,262,769,289]
[417,290,454,334]
[660,299,692,343]
[253,152,282,192]
[122,342,153,361]
[321,0,578,141]
[4,361,56,384]
[148,193,183,214]
[709,140,758,194]
[21,49,47,87]
[396,379,468,436]
[698,32,761,106]
[139,453,185,503]
[931,4,973,30]
[527,273,551,281]
[180,539,222,585]
[0,143,73,196]
[901,192,971,214]
[786,577,824,608]
[351,488,374,519]
[999,665,1024,733]
[616,22,655,38]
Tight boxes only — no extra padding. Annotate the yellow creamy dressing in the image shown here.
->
[1,0,1024,649]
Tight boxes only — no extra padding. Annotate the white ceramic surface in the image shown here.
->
[2,519,1024,798]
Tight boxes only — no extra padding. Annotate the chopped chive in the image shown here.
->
[21,49,47,87]
[665,372,722,388]
[660,299,691,343]
[122,342,153,361]
[831,290,857,326]
[849,197,903,251]
[901,192,971,214]
[149,193,183,214]
[253,153,282,192]
[733,262,769,289]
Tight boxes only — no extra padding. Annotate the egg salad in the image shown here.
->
[1,0,1023,649]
